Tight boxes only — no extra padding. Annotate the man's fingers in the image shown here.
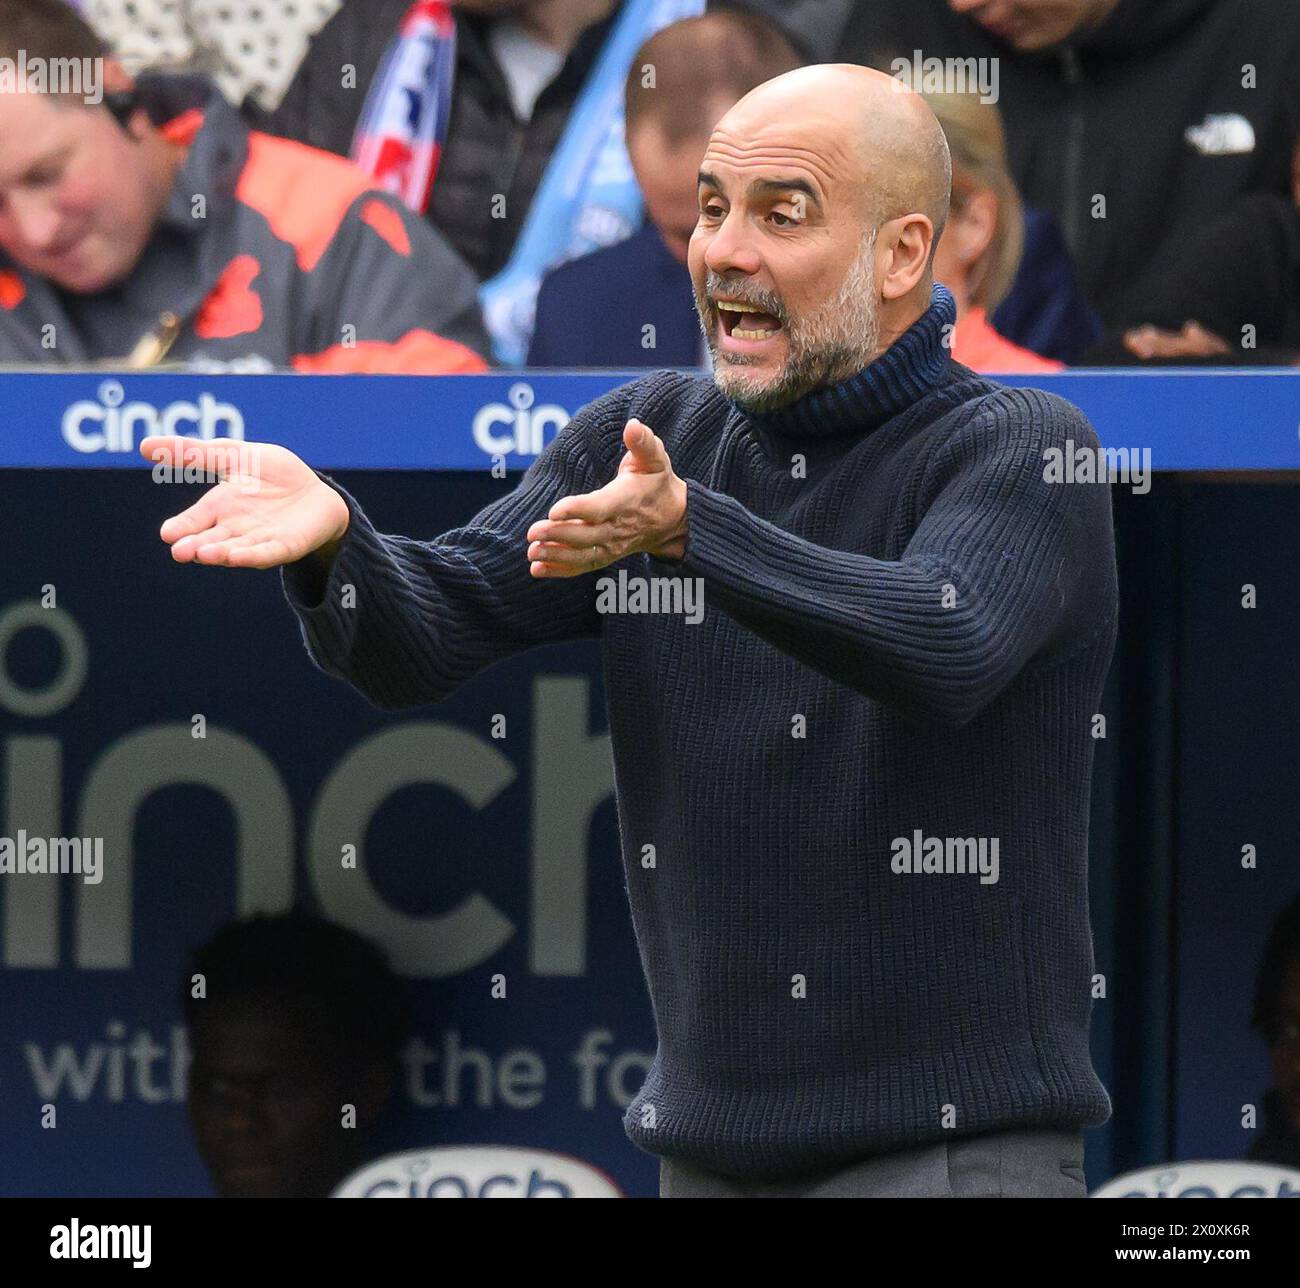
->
[170,512,263,562]
[526,539,605,568]
[622,418,667,471]
[159,492,223,545]
[201,531,288,570]
[1124,321,1231,360]
[140,435,252,480]
[170,523,235,563]
[547,490,613,524]
[1123,326,1157,358]
[529,560,578,579]
[526,518,614,548]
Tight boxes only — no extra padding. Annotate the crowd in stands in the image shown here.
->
[0,0,1296,373]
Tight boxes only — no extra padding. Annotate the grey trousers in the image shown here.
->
[659,1127,1087,1198]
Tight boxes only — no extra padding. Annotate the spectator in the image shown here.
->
[82,0,343,116]
[527,10,802,368]
[1087,138,1300,365]
[925,91,1063,373]
[270,1,714,363]
[1248,896,1300,1169]
[0,0,488,370]
[184,913,408,1198]
[718,0,853,63]
[987,206,1100,364]
[836,0,1300,331]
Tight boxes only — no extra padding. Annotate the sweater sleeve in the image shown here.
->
[680,388,1115,727]
[279,384,633,710]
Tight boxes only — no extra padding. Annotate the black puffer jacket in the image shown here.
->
[837,0,1300,327]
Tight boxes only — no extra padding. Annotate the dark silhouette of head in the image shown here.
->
[183,913,407,1198]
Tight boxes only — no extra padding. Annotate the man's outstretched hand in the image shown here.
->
[526,419,687,577]
[141,436,350,569]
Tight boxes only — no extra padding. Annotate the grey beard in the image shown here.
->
[699,229,881,414]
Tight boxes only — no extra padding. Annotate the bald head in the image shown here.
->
[716,65,951,254]
[689,63,953,413]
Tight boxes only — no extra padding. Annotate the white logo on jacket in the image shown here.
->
[1184,113,1256,156]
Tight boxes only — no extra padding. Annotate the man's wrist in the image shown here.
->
[650,476,689,561]
[312,537,343,570]
[304,486,351,576]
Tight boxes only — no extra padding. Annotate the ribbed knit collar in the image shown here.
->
[737,283,955,438]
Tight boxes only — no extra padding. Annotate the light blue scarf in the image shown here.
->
[480,0,705,365]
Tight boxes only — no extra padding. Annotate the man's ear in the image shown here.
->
[879,212,934,301]
[101,59,148,137]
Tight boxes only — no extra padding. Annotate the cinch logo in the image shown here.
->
[1091,1160,1300,1198]
[472,383,569,458]
[333,1145,624,1198]
[62,380,245,453]
[50,1219,151,1268]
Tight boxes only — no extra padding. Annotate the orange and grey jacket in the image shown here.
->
[0,74,489,372]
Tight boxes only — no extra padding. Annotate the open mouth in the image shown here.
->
[715,299,783,343]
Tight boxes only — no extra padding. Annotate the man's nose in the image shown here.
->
[6,192,64,252]
[210,1085,268,1133]
[702,210,762,278]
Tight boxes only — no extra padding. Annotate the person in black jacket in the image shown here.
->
[268,0,622,285]
[836,0,1300,331]
[1079,134,1300,365]
[267,0,844,286]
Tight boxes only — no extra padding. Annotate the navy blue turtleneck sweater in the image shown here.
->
[283,286,1118,1181]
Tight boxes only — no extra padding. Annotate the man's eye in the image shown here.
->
[700,202,725,219]
[769,211,797,228]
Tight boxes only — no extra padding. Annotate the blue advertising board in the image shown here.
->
[1,369,1298,1197]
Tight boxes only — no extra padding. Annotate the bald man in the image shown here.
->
[146,65,1117,1198]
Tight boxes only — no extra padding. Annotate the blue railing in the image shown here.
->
[1,368,1297,470]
